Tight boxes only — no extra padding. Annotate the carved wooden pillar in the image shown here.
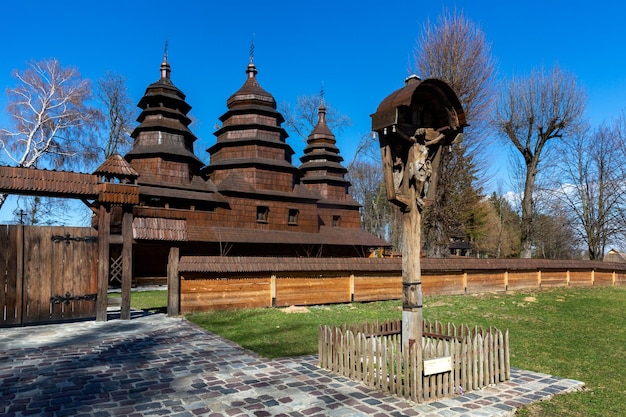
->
[401,187,423,355]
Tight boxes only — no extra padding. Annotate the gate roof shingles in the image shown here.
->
[0,166,98,198]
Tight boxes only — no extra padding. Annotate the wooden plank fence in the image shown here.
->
[1,225,98,327]
[318,319,510,403]
[178,257,626,312]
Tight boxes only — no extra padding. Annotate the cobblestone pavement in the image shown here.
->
[0,313,584,417]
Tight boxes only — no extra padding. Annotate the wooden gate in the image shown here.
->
[0,225,98,326]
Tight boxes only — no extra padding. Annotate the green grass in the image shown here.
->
[109,290,168,313]
[187,301,403,358]
[185,286,626,417]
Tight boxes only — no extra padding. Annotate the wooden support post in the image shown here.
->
[167,246,180,316]
[401,189,423,356]
[96,205,110,321]
[350,274,355,302]
[462,271,468,293]
[120,211,133,320]
[504,270,509,292]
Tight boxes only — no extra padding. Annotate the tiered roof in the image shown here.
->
[124,53,226,208]
[299,102,359,207]
[204,59,300,194]
[127,54,202,168]
[125,53,388,258]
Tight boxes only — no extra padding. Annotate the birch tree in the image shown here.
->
[0,58,99,209]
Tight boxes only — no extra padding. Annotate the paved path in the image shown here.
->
[0,313,584,417]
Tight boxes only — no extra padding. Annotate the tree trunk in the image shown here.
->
[520,163,538,258]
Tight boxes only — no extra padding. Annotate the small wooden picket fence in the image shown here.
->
[318,319,510,403]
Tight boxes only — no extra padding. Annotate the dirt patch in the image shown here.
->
[429,300,449,307]
[281,305,310,314]
[523,296,537,303]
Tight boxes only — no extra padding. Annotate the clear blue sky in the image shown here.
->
[1,0,624,200]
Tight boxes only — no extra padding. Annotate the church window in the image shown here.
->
[257,206,269,223]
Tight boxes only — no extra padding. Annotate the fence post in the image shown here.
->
[16,224,24,324]
[120,211,133,320]
[271,274,276,307]
[167,246,180,316]
[96,205,110,322]
[350,273,355,302]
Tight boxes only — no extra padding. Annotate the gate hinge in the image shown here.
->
[51,233,98,245]
[50,292,98,305]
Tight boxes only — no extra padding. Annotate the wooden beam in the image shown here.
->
[96,205,110,321]
[167,246,180,316]
[401,187,423,358]
[120,211,133,320]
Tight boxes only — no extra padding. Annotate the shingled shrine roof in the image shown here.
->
[93,154,138,181]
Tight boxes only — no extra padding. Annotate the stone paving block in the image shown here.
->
[0,314,585,417]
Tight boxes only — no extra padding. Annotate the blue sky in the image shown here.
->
[1,0,624,211]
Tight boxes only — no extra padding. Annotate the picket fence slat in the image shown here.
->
[319,319,510,404]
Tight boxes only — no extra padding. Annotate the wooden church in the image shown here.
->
[98,53,387,283]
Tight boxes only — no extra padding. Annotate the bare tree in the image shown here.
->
[95,71,135,159]
[412,10,497,257]
[0,58,100,209]
[13,195,76,225]
[280,93,351,142]
[532,206,580,259]
[412,9,496,139]
[552,122,626,260]
[493,65,586,258]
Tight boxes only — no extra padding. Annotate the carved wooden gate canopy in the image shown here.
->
[0,159,140,322]
[0,165,139,204]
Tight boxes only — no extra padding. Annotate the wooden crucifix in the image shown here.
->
[371,75,465,354]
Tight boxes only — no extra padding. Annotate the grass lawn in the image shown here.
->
[110,290,168,313]
[131,286,626,416]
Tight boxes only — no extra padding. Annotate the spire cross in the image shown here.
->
[160,40,171,79]
[250,34,255,63]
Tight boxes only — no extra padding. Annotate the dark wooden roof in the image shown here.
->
[216,172,319,201]
[226,62,276,109]
[179,256,400,273]
[0,166,98,198]
[179,256,626,274]
[183,224,389,247]
[98,182,139,205]
[94,154,138,180]
[0,165,140,205]
[128,55,203,169]
[133,217,187,241]
[300,104,349,184]
[371,76,467,132]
